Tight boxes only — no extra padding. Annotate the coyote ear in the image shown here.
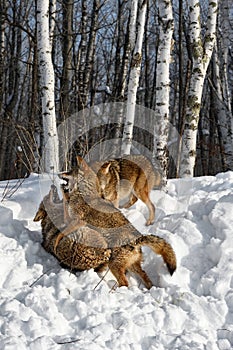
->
[33,208,46,221]
[100,162,111,175]
[76,155,90,172]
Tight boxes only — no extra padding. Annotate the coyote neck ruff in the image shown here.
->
[71,165,100,198]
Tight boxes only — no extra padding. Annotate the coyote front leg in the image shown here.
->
[54,219,86,252]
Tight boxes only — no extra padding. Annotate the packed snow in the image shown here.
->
[0,171,233,349]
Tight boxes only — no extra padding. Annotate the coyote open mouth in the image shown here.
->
[58,172,71,192]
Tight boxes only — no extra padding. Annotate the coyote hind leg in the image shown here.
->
[108,262,129,288]
[121,193,138,209]
[130,260,153,289]
[136,188,155,226]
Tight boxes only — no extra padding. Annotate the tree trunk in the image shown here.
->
[211,49,233,170]
[37,0,59,173]
[83,0,100,108]
[154,0,174,185]
[179,0,218,177]
[77,0,88,111]
[0,2,21,179]
[121,0,147,155]
[0,0,5,118]
[110,0,130,102]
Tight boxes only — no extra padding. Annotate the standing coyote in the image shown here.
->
[94,155,161,225]
[34,185,176,288]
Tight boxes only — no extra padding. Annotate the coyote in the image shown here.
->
[34,185,176,288]
[94,155,161,225]
[57,156,157,248]
[33,185,111,271]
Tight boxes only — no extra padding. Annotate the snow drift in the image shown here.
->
[0,172,233,349]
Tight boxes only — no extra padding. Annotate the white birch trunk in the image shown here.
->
[154,0,174,184]
[179,0,218,177]
[121,0,147,155]
[37,0,59,173]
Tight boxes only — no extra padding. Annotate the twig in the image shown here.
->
[109,281,118,293]
[1,174,28,202]
[56,338,81,345]
[93,267,110,290]
[29,267,58,288]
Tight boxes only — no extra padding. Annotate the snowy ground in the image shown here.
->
[0,171,233,349]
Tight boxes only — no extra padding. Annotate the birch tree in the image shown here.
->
[37,0,59,173]
[154,0,174,184]
[121,0,147,155]
[179,0,218,177]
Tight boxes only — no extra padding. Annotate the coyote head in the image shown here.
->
[59,156,100,196]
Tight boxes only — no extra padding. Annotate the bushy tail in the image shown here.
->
[136,235,176,275]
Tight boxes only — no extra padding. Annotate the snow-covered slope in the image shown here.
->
[0,172,233,349]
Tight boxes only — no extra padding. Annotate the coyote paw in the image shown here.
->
[146,219,154,226]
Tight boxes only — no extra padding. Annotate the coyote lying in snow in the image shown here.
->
[33,185,111,271]
[93,155,161,226]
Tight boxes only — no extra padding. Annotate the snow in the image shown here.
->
[0,171,233,349]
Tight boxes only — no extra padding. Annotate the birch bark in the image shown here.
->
[121,0,147,155]
[154,0,174,184]
[37,0,59,173]
[179,0,218,177]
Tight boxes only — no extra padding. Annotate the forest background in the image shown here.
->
[0,0,232,182]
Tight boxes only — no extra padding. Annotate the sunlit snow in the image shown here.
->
[0,172,233,349]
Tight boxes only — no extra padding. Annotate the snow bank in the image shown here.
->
[0,172,233,349]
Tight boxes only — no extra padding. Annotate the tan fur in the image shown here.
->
[34,185,176,288]
[95,155,161,225]
[33,187,111,271]
[52,158,176,288]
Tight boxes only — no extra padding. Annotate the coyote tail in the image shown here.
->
[136,235,176,275]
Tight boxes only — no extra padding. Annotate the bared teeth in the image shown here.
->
[60,178,68,185]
